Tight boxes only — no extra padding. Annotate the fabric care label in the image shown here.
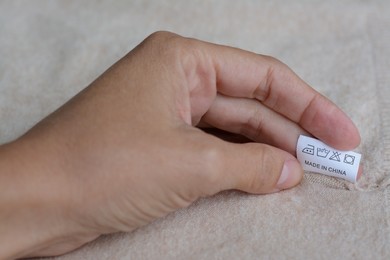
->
[296,135,361,183]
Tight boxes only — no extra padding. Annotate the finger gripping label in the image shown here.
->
[296,135,361,183]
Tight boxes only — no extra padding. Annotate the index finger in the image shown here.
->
[201,42,360,150]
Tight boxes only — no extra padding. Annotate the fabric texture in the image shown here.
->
[0,1,389,259]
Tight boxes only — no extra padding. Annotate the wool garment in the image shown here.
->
[0,1,389,259]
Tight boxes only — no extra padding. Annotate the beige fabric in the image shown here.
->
[0,1,389,259]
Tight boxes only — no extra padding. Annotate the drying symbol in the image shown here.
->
[329,151,341,162]
[317,148,330,158]
[343,154,355,165]
[302,144,315,155]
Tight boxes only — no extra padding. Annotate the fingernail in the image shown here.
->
[276,159,302,190]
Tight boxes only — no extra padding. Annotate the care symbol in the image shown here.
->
[302,144,315,155]
[329,151,341,162]
[344,154,355,165]
[317,148,330,158]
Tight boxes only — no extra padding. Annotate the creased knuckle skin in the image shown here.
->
[246,144,283,193]
[240,105,265,140]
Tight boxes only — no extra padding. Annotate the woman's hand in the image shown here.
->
[0,31,360,259]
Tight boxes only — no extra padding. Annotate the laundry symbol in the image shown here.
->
[317,148,330,158]
[343,154,355,165]
[329,151,341,162]
[302,144,315,155]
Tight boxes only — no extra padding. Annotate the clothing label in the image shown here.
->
[296,135,361,183]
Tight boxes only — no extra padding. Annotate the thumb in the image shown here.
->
[195,136,303,195]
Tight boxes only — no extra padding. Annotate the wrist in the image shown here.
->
[0,138,98,259]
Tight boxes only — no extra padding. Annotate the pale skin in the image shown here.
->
[0,31,360,259]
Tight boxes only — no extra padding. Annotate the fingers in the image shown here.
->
[194,39,360,150]
[186,132,303,196]
[201,94,309,155]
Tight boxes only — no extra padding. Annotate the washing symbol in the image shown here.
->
[317,148,330,158]
[344,154,355,165]
[302,144,315,155]
[329,151,341,162]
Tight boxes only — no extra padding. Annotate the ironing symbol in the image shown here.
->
[302,144,315,155]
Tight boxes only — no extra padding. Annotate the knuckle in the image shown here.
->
[255,55,292,111]
[146,30,176,40]
[191,141,225,195]
[199,145,224,181]
[142,31,195,60]
[261,54,283,67]
[253,56,279,103]
[247,144,283,192]
[133,31,205,76]
[240,104,265,140]
[144,31,181,48]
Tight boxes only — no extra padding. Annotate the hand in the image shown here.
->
[0,31,360,259]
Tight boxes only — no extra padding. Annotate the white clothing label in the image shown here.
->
[296,135,361,183]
